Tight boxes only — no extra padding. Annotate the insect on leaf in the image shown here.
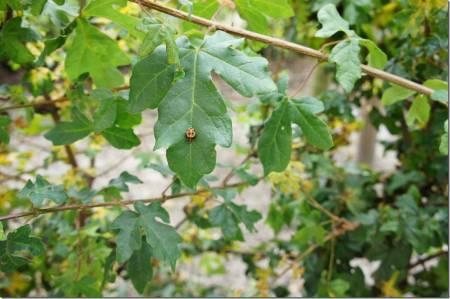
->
[129,31,276,187]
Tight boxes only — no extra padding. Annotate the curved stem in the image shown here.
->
[134,0,434,96]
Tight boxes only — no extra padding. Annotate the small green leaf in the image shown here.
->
[406,95,430,127]
[328,278,350,296]
[440,120,448,155]
[107,171,143,192]
[315,4,351,38]
[102,127,140,149]
[65,18,130,88]
[329,39,361,92]
[44,109,93,145]
[136,18,179,66]
[0,223,4,241]
[94,99,117,132]
[292,96,325,114]
[235,0,294,34]
[359,39,387,69]
[258,100,292,175]
[0,115,11,144]
[381,84,416,105]
[431,90,448,104]
[83,0,143,38]
[209,201,261,240]
[19,175,68,207]
[0,225,44,272]
[0,17,38,64]
[235,1,268,33]
[31,0,47,16]
[423,79,448,91]
[289,101,333,150]
[115,100,141,128]
[128,243,153,293]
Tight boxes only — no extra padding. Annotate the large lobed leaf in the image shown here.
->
[19,175,68,207]
[111,202,182,269]
[0,225,44,272]
[65,18,130,88]
[129,31,276,187]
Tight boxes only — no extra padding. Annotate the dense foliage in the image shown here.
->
[0,0,448,297]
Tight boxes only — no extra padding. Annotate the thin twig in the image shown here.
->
[134,0,434,96]
[272,221,359,283]
[408,250,448,269]
[0,85,129,112]
[0,180,255,222]
[289,61,322,98]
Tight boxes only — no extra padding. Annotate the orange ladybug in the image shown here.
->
[185,127,196,142]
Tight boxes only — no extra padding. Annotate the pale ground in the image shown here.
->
[3,56,402,296]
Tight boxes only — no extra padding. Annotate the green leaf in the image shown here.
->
[234,166,259,186]
[0,225,44,272]
[234,0,293,34]
[381,84,416,105]
[315,4,351,38]
[111,210,142,263]
[359,39,387,69]
[329,39,361,92]
[292,96,325,114]
[244,0,294,18]
[208,201,261,240]
[115,100,142,128]
[0,17,38,64]
[106,171,143,193]
[431,90,448,104]
[130,31,276,187]
[94,99,117,132]
[83,0,143,38]
[65,18,130,88]
[31,0,48,16]
[128,47,176,114]
[111,202,182,268]
[440,120,448,155]
[328,278,350,296]
[36,35,66,66]
[258,100,292,175]
[44,108,93,145]
[128,243,153,293]
[423,79,448,91]
[0,115,11,144]
[289,100,333,150]
[136,18,179,67]
[181,0,218,32]
[102,127,140,149]
[234,1,268,34]
[406,95,430,127]
[166,139,216,188]
[19,175,68,207]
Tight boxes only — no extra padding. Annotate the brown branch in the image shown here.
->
[133,0,434,96]
[289,61,322,98]
[0,180,255,222]
[272,220,359,283]
[0,85,130,112]
[408,250,448,269]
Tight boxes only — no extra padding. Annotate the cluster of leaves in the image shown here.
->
[0,0,447,297]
